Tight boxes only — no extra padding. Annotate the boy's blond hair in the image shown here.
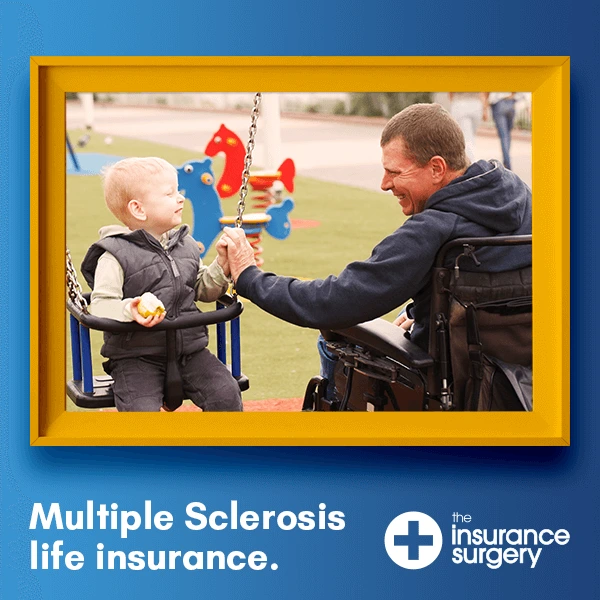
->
[101,157,177,224]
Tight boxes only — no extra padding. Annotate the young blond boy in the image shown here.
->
[81,157,242,412]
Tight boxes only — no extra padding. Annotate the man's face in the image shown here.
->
[381,138,439,216]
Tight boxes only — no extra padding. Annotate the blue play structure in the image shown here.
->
[176,157,294,258]
[66,135,295,258]
[265,197,294,239]
[66,152,125,175]
[66,133,123,175]
[176,158,224,257]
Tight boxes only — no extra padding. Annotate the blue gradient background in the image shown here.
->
[0,1,594,598]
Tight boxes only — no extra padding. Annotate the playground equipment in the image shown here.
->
[184,123,297,263]
[177,157,294,263]
[66,132,124,176]
[66,134,80,172]
[176,158,223,257]
[204,124,296,208]
[219,198,294,267]
[66,94,264,411]
[303,235,532,413]
[66,286,247,410]
[204,124,245,198]
[248,159,295,209]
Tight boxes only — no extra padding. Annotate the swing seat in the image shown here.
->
[67,293,249,410]
[303,235,532,412]
[67,375,115,409]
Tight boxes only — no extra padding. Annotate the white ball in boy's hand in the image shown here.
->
[137,292,166,318]
[104,136,113,145]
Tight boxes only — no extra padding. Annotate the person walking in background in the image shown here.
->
[448,92,486,162]
[483,92,518,170]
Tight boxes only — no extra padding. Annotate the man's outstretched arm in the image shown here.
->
[221,221,451,331]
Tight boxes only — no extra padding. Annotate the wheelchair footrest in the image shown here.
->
[67,376,116,409]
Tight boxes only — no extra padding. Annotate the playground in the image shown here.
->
[66,94,532,412]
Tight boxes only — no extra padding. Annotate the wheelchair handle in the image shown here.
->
[435,235,532,268]
[67,293,243,333]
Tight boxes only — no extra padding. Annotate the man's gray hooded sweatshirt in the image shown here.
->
[236,160,531,351]
[81,225,208,360]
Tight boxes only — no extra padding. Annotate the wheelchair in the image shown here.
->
[67,293,249,411]
[302,235,532,412]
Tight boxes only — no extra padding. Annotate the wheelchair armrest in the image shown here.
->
[325,318,434,370]
[67,293,243,333]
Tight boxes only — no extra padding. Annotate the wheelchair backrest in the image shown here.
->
[428,236,532,410]
[446,268,532,410]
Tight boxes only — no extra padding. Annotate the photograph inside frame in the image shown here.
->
[65,91,532,415]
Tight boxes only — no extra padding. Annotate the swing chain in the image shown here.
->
[66,249,88,313]
[236,93,262,228]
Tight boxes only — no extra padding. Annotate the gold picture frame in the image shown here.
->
[31,56,569,446]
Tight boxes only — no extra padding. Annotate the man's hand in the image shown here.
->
[214,237,231,277]
[220,227,257,282]
[129,297,167,327]
[393,312,415,331]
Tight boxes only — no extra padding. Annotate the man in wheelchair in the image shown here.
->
[221,103,532,412]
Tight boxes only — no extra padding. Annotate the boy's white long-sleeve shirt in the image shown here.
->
[89,230,230,321]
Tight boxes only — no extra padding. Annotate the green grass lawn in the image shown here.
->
[66,129,407,409]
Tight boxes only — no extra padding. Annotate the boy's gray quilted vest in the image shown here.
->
[81,226,208,360]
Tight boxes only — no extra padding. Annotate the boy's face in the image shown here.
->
[133,168,185,237]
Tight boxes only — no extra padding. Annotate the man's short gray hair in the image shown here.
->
[380,103,469,171]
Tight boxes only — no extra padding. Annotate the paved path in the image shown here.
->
[67,104,532,190]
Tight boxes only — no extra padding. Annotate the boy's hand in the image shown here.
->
[215,236,231,277]
[129,297,167,327]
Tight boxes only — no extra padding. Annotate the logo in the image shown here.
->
[384,511,443,569]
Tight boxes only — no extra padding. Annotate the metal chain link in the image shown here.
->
[235,93,262,228]
[66,249,88,313]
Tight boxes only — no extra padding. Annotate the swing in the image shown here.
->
[66,94,263,411]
